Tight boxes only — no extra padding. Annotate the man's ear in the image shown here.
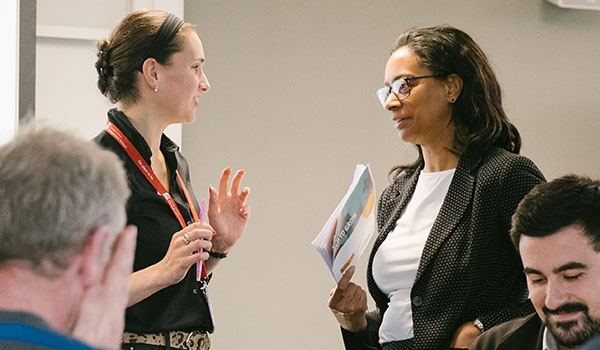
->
[79,226,111,287]
[445,73,463,103]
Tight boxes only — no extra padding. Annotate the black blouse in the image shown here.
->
[94,109,213,333]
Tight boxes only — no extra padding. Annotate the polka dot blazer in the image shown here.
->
[341,146,545,350]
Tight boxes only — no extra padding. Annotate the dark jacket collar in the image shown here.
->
[387,145,488,193]
[382,145,488,231]
[107,108,180,165]
[498,313,544,349]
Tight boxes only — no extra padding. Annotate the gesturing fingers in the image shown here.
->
[218,167,232,197]
[239,204,251,219]
[240,187,251,203]
[230,169,246,195]
[208,185,218,217]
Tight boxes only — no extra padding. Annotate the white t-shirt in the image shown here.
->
[372,168,455,343]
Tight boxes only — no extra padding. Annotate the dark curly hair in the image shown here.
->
[95,10,196,104]
[511,174,600,253]
[389,25,521,179]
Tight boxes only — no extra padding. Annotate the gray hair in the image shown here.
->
[0,125,130,277]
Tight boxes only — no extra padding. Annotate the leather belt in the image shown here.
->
[123,330,210,350]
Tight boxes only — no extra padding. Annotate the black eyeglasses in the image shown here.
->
[376,75,438,107]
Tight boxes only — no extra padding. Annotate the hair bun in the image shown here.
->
[95,40,114,96]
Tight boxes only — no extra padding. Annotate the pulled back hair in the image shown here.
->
[510,174,600,253]
[95,10,195,104]
[389,25,521,178]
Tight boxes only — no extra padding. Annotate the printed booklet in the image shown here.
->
[311,164,376,282]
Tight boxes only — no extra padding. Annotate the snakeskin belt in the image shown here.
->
[123,330,210,350]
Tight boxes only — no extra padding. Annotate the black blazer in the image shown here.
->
[342,146,545,350]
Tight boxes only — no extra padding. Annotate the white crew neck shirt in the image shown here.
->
[372,168,455,343]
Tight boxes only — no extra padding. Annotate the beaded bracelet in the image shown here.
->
[208,250,228,259]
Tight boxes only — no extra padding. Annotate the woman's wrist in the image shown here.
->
[210,238,233,255]
[332,310,368,333]
[341,316,368,333]
[128,263,172,307]
[152,259,177,288]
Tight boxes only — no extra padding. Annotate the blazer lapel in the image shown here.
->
[377,168,420,243]
[368,167,420,309]
[414,148,483,283]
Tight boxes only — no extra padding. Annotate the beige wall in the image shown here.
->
[183,1,600,349]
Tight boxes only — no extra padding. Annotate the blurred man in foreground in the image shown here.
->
[0,126,136,349]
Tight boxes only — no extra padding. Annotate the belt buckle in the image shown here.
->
[186,330,200,349]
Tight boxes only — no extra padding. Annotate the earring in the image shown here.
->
[154,86,158,92]
[450,98,456,103]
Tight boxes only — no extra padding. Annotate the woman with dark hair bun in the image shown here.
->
[93,10,250,350]
[328,25,545,349]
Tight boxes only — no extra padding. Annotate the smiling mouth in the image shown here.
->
[394,117,410,128]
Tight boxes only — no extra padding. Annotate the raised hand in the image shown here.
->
[207,167,251,253]
[328,265,368,332]
[73,225,137,350]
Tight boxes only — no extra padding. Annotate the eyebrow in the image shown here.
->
[523,267,542,275]
[554,262,588,273]
[523,262,588,275]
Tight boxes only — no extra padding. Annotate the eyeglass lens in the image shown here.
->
[376,78,409,106]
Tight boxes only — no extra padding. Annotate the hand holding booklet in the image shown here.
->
[312,164,376,282]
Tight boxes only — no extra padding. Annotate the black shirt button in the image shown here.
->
[193,288,198,295]
[412,296,423,307]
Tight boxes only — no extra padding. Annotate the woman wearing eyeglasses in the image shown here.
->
[328,26,545,350]
[93,10,250,350]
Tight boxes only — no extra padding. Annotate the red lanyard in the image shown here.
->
[105,121,207,279]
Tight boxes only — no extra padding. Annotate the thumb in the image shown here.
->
[329,265,357,307]
[337,264,356,290]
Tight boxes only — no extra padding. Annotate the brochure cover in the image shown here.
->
[312,164,376,282]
